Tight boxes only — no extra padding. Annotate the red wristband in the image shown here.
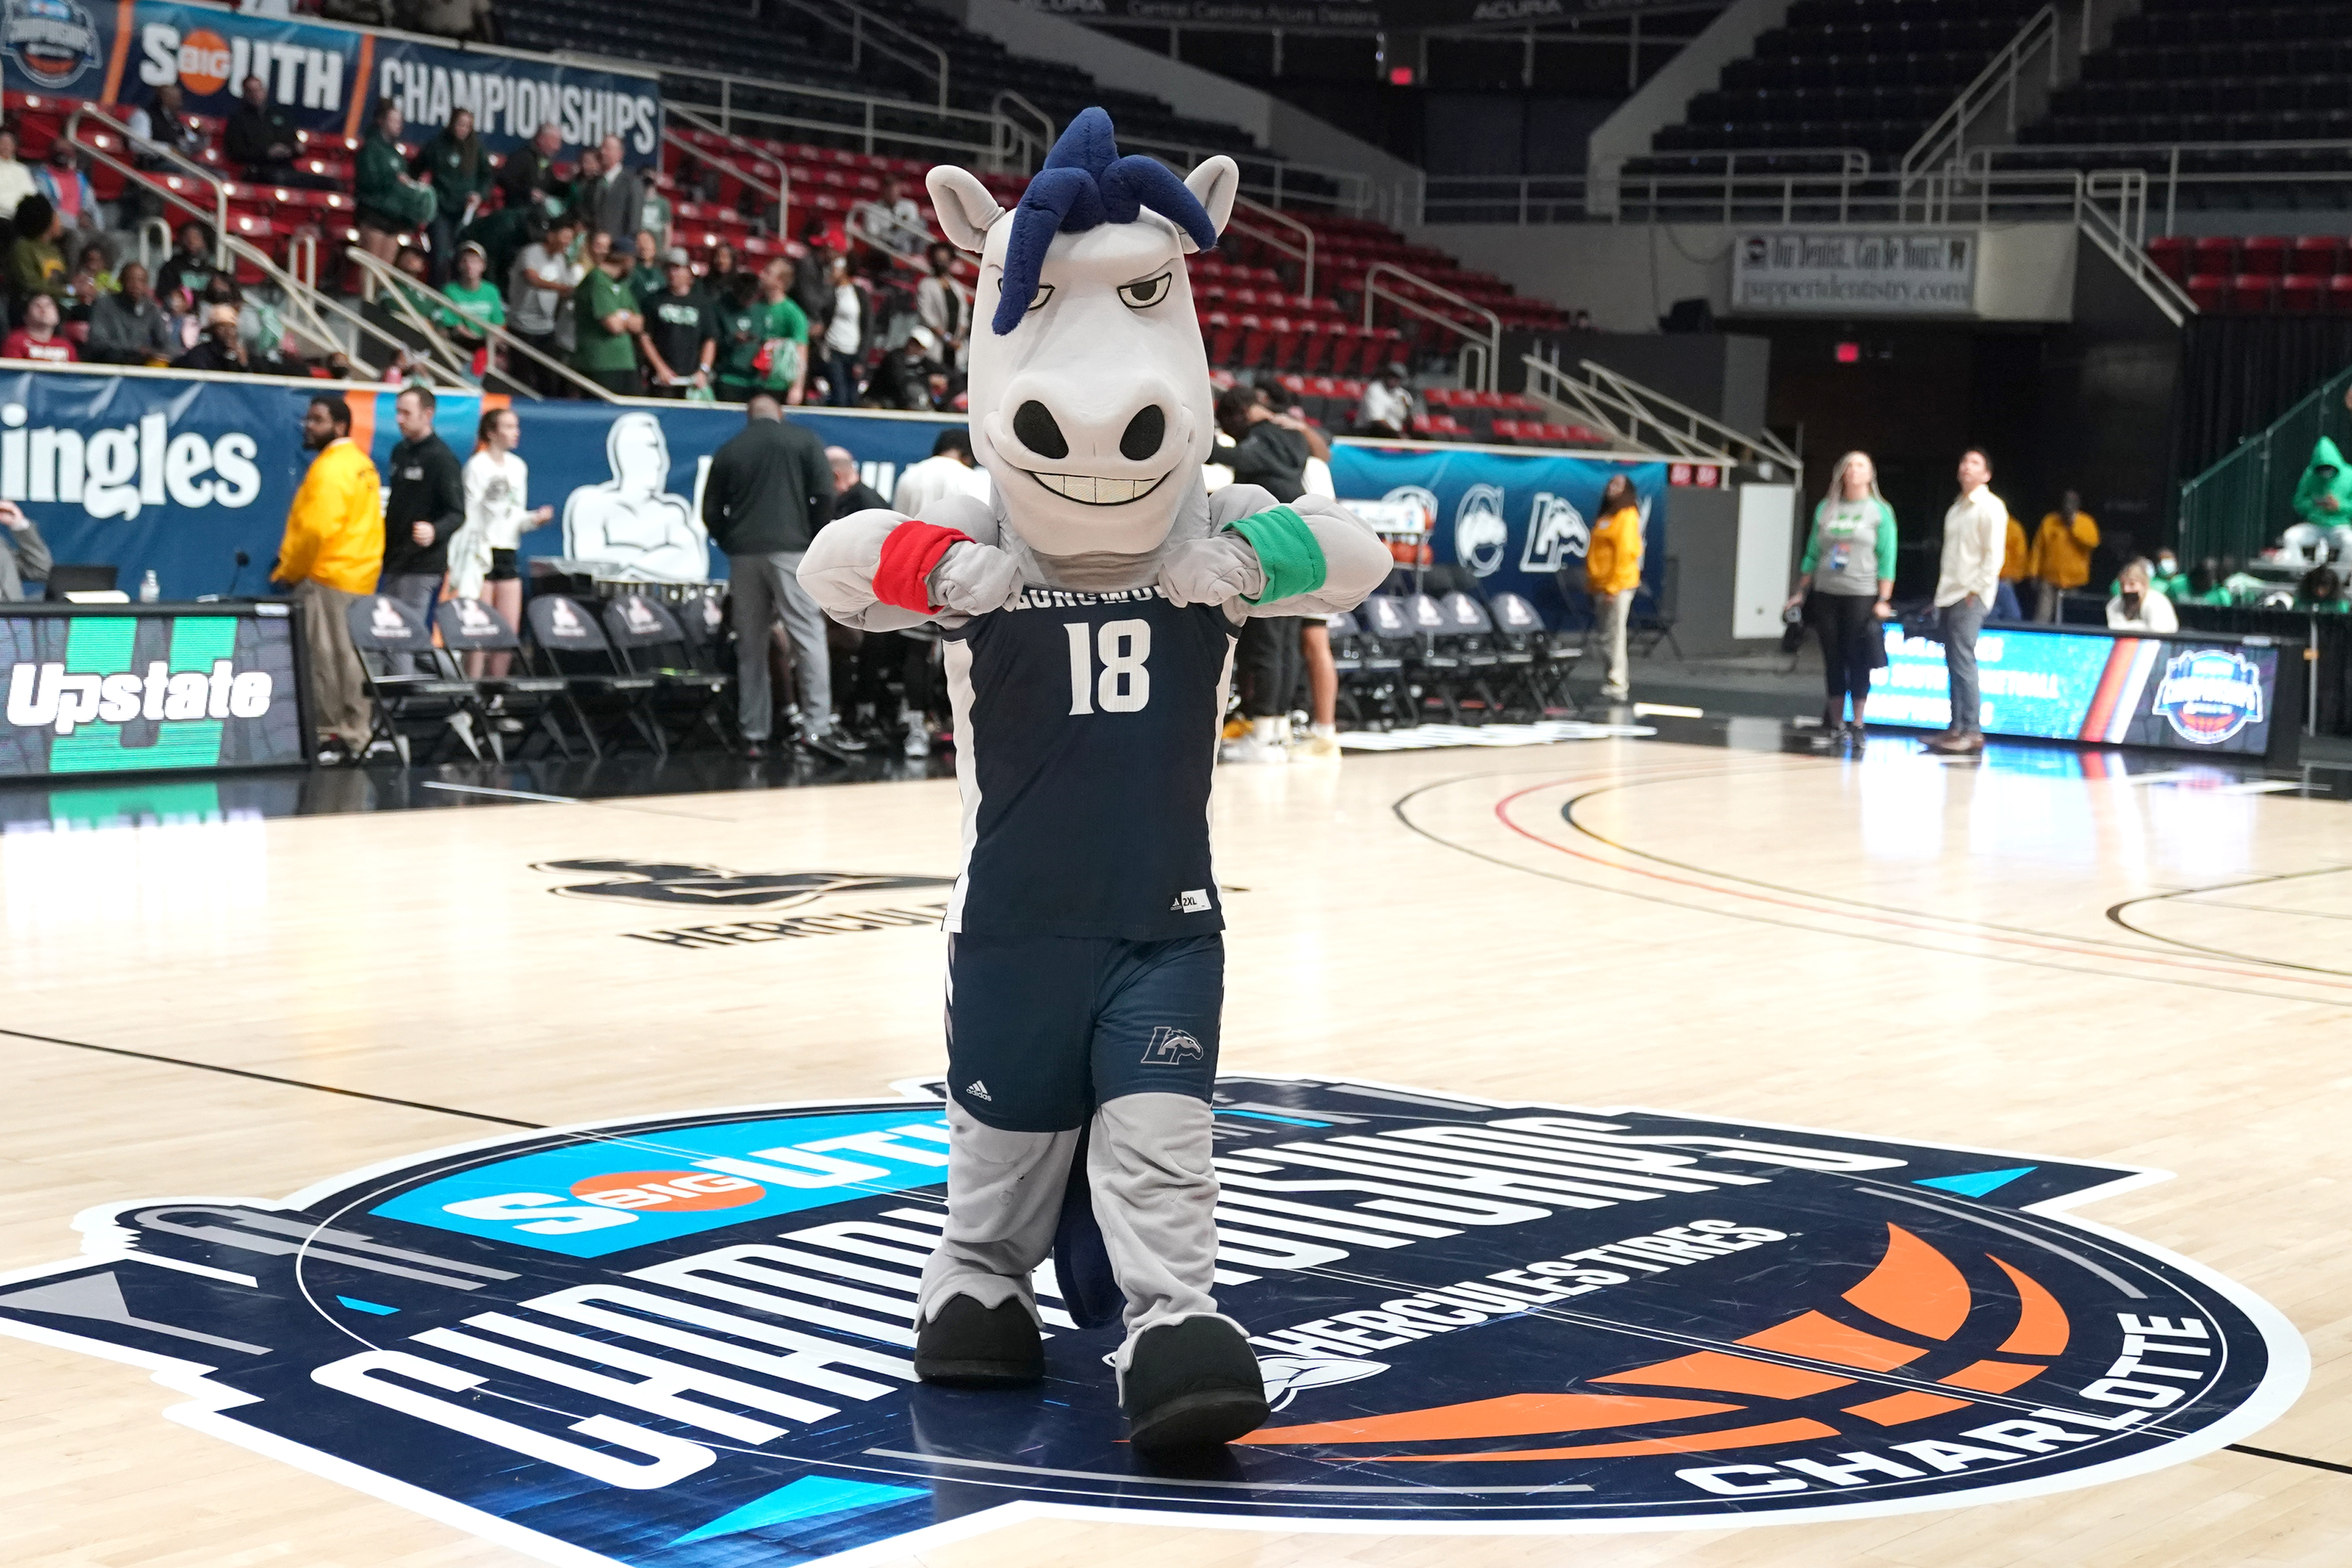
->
[873,520,973,613]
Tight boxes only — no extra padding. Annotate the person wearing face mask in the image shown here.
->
[172,302,249,373]
[2106,558,2178,632]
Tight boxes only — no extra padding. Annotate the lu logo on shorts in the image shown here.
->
[1141,1026,1203,1065]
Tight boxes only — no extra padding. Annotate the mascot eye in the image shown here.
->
[1117,273,1173,309]
[1025,284,1054,313]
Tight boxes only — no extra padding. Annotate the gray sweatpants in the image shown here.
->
[380,572,442,675]
[729,549,832,742]
[1940,593,1989,735]
[917,1094,1227,1375]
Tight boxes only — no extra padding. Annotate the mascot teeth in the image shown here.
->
[1029,472,1164,506]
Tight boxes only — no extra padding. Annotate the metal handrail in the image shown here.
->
[341,246,483,388]
[848,198,933,259]
[1522,361,1735,468]
[777,0,950,110]
[62,101,446,381]
[346,243,623,402]
[1581,356,1799,474]
[665,105,789,238]
[1228,193,1314,299]
[1363,261,1501,393]
[1902,4,2060,188]
[992,90,1053,173]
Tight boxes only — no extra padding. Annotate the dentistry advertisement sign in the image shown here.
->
[0,0,661,156]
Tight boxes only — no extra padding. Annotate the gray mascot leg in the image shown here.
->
[1093,1091,1269,1448]
[914,1102,1079,1386]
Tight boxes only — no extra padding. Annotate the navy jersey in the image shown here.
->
[940,583,1239,939]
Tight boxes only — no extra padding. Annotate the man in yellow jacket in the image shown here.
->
[2029,488,2098,622]
[274,395,384,760]
[1585,474,1644,702]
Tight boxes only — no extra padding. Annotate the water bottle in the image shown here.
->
[139,570,160,603]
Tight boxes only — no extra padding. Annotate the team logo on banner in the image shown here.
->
[1518,490,1591,573]
[0,1079,2303,1563]
[3,0,99,88]
[1452,483,1508,576]
[2153,647,2266,744]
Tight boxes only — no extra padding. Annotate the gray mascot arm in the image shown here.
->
[1157,485,1392,617]
[797,493,1008,630]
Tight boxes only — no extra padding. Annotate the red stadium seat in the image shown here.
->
[2281,274,2325,312]
[2189,237,2239,277]
[2328,275,2352,312]
[2239,237,2288,276]
[2186,272,2228,312]
[2288,236,2341,276]
[2146,236,2191,282]
[2227,274,2277,312]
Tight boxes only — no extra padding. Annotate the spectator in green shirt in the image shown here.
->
[626,228,664,306]
[412,107,490,286]
[438,240,504,357]
[753,257,809,403]
[5,194,66,319]
[572,243,644,396]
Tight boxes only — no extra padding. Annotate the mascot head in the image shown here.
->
[928,109,1237,559]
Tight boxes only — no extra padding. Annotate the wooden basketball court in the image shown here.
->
[4,731,2345,1566]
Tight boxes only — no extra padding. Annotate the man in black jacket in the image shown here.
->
[495,123,564,216]
[378,385,464,672]
[223,75,322,189]
[702,392,856,759]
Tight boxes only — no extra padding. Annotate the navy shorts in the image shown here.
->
[945,932,1222,1132]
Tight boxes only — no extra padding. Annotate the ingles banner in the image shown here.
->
[0,0,661,155]
[1329,440,1663,625]
[0,367,963,598]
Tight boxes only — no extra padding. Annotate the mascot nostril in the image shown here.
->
[1119,405,1166,463]
[1013,400,1069,461]
[796,104,1391,1456]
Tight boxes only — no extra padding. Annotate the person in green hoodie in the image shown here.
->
[412,107,489,286]
[2293,435,2352,529]
[355,101,436,263]
[4,193,65,321]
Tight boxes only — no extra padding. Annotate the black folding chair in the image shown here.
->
[434,598,580,761]
[1352,595,1418,728]
[1401,591,1465,724]
[1487,591,1576,719]
[1629,556,1684,661]
[601,593,733,752]
[523,593,664,757]
[342,593,485,764]
[1437,591,1507,724]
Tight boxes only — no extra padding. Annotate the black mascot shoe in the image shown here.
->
[1120,1315,1270,1452]
[913,1295,1044,1387]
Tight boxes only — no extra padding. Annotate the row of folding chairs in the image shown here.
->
[1327,591,1586,728]
[344,591,732,764]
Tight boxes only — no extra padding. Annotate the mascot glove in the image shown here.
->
[1155,534,1266,608]
[928,541,1026,615]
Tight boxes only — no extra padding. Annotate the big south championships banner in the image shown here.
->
[0,0,661,155]
[1329,442,1665,627]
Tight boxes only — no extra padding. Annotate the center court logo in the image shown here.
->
[0,1079,2304,1564]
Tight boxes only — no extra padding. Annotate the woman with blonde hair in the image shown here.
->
[449,404,553,679]
[1788,450,1897,740]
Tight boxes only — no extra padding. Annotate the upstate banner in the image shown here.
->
[1329,441,1664,625]
[0,368,962,596]
[0,0,661,155]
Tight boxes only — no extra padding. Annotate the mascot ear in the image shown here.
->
[1181,156,1239,251]
[927,166,1001,254]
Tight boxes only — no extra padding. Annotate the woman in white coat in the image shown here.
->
[450,405,553,677]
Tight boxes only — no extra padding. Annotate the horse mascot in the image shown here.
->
[799,108,1389,1450]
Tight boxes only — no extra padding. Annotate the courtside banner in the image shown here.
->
[0,1075,2306,1564]
[1329,442,1664,624]
[1,601,307,778]
[0,0,661,155]
[0,368,960,596]
[1867,623,2286,757]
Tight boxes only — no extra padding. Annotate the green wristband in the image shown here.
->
[1223,505,1326,606]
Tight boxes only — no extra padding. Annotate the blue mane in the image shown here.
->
[992,107,1219,336]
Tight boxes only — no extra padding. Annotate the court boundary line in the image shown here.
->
[2226,1443,2352,1476]
[2105,866,2352,977]
[1385,770,2352,1009]
[0,1026,544,1129]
